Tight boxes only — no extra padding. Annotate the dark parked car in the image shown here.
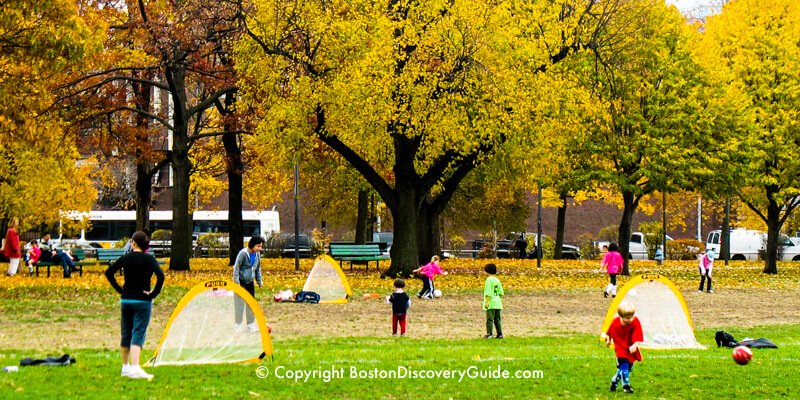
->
[485,233,581,260]
[267,233,313,258]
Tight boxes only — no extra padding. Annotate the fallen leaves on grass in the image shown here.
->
[2,258,800,293]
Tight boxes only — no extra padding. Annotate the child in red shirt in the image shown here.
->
[603,301,643,394]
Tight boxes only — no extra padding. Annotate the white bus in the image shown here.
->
[59,210,280,249]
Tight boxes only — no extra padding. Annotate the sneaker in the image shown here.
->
[483,334,493,339]
[247,323,259,333]
[234,324,245,333]
[127,365,153,380]
[707,290,714,293]
[495,334,504,339]
[604,291,608,298]
[121,364,131,377]
[400,333,406,336]
[610,381,618,392]
[623,384,633,394]
[392,333,398,336]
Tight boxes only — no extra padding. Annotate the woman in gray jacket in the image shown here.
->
[233,236,265,332]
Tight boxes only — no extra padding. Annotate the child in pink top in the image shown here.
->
[601,242,624,298]
[412,255,448,299]
[26,240,41,275]
[698,249,715,293]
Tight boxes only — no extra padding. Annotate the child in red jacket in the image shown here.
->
[603,301,643,394]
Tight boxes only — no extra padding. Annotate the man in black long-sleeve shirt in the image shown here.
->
[105,231,164,380]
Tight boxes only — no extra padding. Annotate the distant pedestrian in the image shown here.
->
[601,242,624,298]
[698,249,715,293]
[387,279,410,336]
[515,234,528,259]
[482,263,504,339]
[2,218,21,276]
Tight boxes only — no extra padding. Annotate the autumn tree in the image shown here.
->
[237,0,613,276]
[696,0,800,274]
[0,0,99,228]
[572,0,726,273]
[59,0,246,269]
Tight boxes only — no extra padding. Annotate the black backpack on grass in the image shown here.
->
[715,331,739,348]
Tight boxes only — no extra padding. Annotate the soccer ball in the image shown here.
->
[433,289,442,298]
[732,345,753,365]
[273,293,282,302]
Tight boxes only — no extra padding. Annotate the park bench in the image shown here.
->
[33,248,94,278]
[97,248,166,275]
[96,248,127,265]
[329,243,390,271]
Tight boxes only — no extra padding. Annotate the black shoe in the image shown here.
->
[604,291,608,298]
[623,385,633,393]
[610,381,618,392]
[495,334,504,339]
[483,334,493,339]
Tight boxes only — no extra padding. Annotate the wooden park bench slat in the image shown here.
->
[329,243,390,271]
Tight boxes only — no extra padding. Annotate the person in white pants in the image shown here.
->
[3,218,21,276]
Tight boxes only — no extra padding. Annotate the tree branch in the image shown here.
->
[313,104,396,209]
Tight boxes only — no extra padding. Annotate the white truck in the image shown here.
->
[706,229,800,261]
[597,232,670,260]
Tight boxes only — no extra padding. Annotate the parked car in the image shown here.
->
[597,232,672,260]
[372,231,393,256]
[477,233,581,260]
[708,228,800,261]
[267,233,313,258]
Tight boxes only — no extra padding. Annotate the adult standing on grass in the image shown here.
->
[2,218,21,277]
[232,236,265,332]
[105,231,164,380]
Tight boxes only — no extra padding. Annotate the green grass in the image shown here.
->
[2,326,798,399]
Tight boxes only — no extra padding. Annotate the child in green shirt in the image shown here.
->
[482,263,504,339]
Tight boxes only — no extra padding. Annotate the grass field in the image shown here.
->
[1,259,799,399]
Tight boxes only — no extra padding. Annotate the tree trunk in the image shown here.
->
[135,162,152,233]
[416,203,442,264]
[554,192,567,259]
[167,66,192,271]
[355,189,369,244]
[763,198,781,274]
[170,148,193,270]
[619,191,637,275]
[385,185,419,278]
[222,93,243,266]
[132,70,152,233]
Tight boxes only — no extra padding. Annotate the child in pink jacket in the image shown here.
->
[601,242,624,298]
[698,249,715,293]
[413,255,447,299]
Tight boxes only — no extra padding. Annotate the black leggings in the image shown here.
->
[699,270,712,291]
[418,276,434,298]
